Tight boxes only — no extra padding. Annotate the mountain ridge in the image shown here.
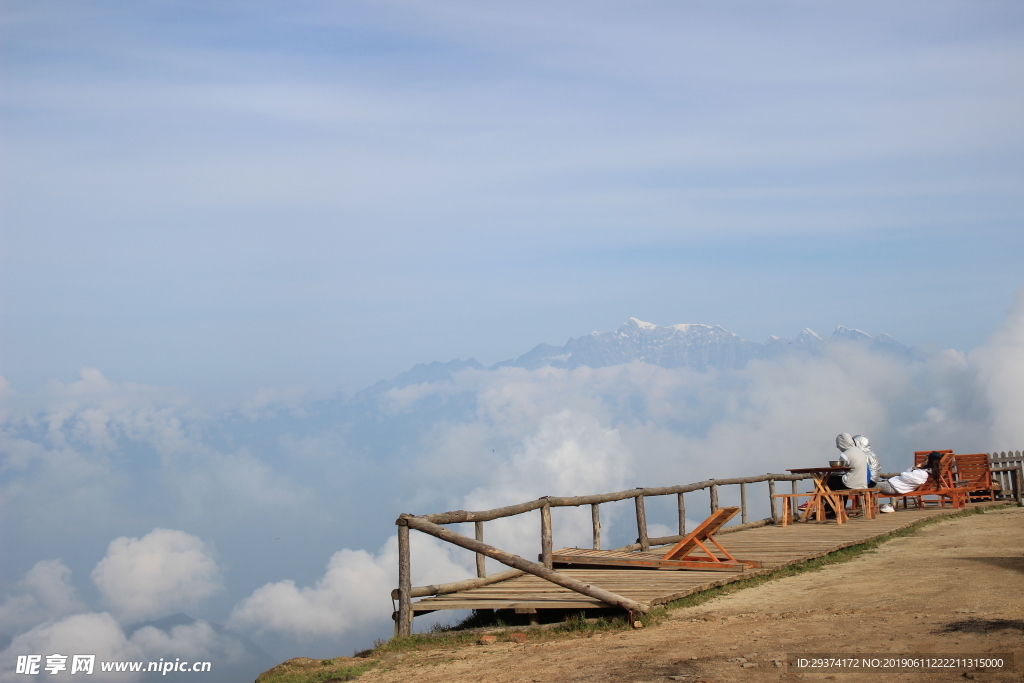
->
[364,319,920,395]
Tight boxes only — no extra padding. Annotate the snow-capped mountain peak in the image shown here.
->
[503,319,913,373]
[627,317,659,331]
[832,326,873,342]
[378,320,918,389]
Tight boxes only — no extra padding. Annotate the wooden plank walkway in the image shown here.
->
[411,502,1000,615]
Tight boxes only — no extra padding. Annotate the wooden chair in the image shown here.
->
[951,453,1000,502]
[914,450,954,471]
[551,507,759,571]
[884,453,964,509]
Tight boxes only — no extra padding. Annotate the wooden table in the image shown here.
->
[787,467,852,524]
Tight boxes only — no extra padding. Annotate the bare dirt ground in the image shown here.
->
[359,507,1024,683]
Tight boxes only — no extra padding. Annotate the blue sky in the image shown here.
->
[3,0,1023,395]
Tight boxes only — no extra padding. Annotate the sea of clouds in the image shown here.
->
[2,291,1024,681]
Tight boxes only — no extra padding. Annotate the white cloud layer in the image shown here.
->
[974,288,1024,448]
[462,409,631,560]
[91,529,221,623]
[0,613,140,683]
[229,532,472,638]
[128,619,252,669]
[0,561,84,636]
[0,613,254,683]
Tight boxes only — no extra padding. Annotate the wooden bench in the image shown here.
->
[774,488,878,524]
[951,453,1000,502]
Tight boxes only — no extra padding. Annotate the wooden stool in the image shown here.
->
[835,489,878,519]
[771,493,817,526]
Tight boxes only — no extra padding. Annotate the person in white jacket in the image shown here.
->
[876,452,943,495]
[852,434,881,486]
[829,433,869,490]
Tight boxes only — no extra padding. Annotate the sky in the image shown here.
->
[2,1,1024,681]
[3,0,1023,396]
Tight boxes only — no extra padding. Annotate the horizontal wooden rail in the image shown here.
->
[416,473,813,524]
[393,568,525,600]
[401,515,651,614]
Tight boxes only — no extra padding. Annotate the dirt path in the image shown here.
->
[360,507,1024,683]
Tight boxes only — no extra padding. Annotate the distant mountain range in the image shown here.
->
[364,319,921,395]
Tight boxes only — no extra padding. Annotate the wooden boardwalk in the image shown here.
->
[411,502,999,616]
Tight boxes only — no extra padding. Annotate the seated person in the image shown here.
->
[828,433,869,490]
[876,451,944,495]
[853,434,881,486]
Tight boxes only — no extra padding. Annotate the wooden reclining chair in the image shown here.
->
[551,507,760,572]
[914,450,954,467]
[951,453,1000,502]
[884,453,964,509]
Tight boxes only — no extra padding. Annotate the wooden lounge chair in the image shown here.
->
[551,507,759,572]
[914,449,953,460]
[951,453,1000,502]
[884,453,964,509]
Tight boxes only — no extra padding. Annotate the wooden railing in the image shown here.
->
[989,451,1024,503]
[393,472,813,636]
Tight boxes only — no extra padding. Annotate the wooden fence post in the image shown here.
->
[396,521,412,637]
[474,522,486,578]
[591,503,601,550]
[740,482,748,524]
[709,482,719,513]
[635,492,649,552]
[1016,463,1024,506]
[677,492,686,536]
[540,501,553,569]
[768,479,778,524]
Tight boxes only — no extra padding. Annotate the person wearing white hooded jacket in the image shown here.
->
[852,434,881,486]
[829,433,870,490]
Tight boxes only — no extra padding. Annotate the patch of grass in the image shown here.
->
[559,612,613,632]
[369,631,483,654]
[432,609,508,632]
[537,611,630,634]
[255,657,377,683]
[371,610,634,657]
